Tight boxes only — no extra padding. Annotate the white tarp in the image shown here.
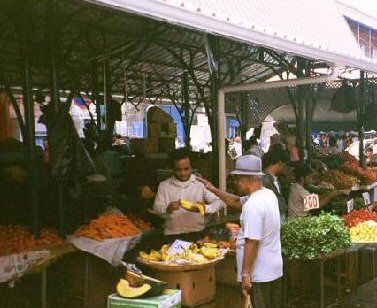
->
[84,0,377,73]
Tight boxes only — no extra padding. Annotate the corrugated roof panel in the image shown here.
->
[85,0,377,72]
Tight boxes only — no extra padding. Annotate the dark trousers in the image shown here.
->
[251,278,283,308]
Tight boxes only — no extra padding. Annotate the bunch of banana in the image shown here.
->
[180,200,206,216]
[199,245,222,260]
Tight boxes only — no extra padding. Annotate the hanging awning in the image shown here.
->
[84,0,377,73]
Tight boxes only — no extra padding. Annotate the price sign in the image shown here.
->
[347,199,354,213]
[167,239,192,255]
[373,187,377,202]
[304,194,320,211]
[362,192,371,205]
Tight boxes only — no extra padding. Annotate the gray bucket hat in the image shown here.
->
[231,155,265,176]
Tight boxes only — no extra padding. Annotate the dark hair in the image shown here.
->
[249,136,258,145]
[329,135,337,147]
[293,165,312,182]
[169,148,192,165]
[262,147,290,168]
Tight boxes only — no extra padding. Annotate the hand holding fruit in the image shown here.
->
[167,201,180,213]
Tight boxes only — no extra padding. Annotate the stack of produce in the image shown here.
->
[339,151,359,165]
[305,170,356,190]
[341,163,377,184]
[0,226,65,256]
[139,242,223,264]
[281,213,351,260]
[343,209,377,228]
[74,213,142,241]
[349,221,377,243]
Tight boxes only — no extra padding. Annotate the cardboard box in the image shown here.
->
[216,255,238,286]
[107,289,181,308]
[153,266,216,307]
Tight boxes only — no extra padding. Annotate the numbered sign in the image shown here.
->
[167,239,192,255]
[304,194,320,211]
[347,199,354,213]
[362,192,371,205]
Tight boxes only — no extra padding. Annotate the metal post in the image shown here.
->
[23,59,39,236]
[84,255,90,308]
[41,269,47,308]
[359,71,366,167]
[305,92,313,166]
[319,260,325,308]
[218,90,226,192]
[337,257,342,305]
[297,85,306,164]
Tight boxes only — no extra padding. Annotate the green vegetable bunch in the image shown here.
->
[281,213,351,260]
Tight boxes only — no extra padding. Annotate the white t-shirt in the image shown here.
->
[236,188,283,283]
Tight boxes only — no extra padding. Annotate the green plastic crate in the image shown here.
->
[107,290,181,308]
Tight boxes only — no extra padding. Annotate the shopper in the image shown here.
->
[153,148,223,238]
[262,147,290,223]
[231,155,283,308]
[246,136,264,159]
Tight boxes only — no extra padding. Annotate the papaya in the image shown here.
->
[125,271,167,297]
[116,279,151,298]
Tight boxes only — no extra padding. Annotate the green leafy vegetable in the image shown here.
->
[281,213,351,260]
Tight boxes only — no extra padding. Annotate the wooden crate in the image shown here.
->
[153,266,216,307]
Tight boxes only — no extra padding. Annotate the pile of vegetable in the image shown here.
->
[339,151,359,165]
[281,213,351,260]
[0,226,65,256]
[343,209,377,228]
[325,197,366,216]
[305,170,356,190]
[74,213,142,241]
[350,221,377,243]
[341,163,377,184]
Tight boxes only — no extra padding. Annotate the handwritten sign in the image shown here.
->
[304,194,320,211]
[347,199,354,213]
[362,192,371,205]
[167,240,192,255]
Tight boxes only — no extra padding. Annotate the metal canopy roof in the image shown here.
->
[85,0,377,73]
[1,0,289,102]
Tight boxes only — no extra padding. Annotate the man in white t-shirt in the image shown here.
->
[231,155,283,308]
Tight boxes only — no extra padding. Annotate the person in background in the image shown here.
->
[42,139,51,165]
[327,135,340,154]
[247,136,264,159]
[286,135,300,163]
[230,155,283,308]
[262,147,290,223]
[288,165,343,219]
[153,148,223,239]
[124,136,132,155]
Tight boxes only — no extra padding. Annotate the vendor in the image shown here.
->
[288,165,343,219]
[153,148,223,238]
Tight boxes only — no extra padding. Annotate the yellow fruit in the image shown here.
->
[180,200,206,215]
[116,279,151,298]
